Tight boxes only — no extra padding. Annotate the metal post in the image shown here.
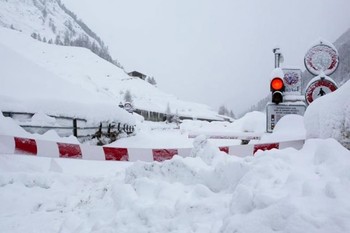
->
[73,119,78,137]
[273,48,281,68]
[241,139,250,145]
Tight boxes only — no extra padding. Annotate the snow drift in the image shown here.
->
[304,79,350,149]
[1,137,350,233]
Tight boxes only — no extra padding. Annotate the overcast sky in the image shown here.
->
[63,0,350,114]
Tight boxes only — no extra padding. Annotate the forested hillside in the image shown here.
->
[0,0,123,68]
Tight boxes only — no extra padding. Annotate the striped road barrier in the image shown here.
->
[0,134,305,162]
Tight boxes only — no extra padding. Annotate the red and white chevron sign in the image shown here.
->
[0,135,305,162]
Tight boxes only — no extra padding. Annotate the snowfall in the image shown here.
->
[1,28,350,233]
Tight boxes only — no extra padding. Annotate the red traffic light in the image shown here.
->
[270,77,284,104]
[271,77,284,91]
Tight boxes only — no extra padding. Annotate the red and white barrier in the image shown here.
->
[0,134,305,162]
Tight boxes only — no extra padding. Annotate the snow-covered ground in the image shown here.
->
[1,98,350,233]
[0,122,350,233]
[1,9,350,232]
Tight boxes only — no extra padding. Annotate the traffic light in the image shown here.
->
[270,77,284,104]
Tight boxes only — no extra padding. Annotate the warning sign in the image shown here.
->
[305,78,337,105]
[124,102,134,113]
[266,103,306,133]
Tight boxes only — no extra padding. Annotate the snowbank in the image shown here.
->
[260,114,306,142]
[231,111,266,133]
[1,138,350,233]
[0,112,79,143]
[181,111,265,134]
[304,80,350,149]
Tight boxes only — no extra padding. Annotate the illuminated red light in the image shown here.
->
[271,77,284,91]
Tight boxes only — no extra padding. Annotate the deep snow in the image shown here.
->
[1,136,350,233]
[1,10,350,233]
[1,106,350,233]
[304,79,350,149]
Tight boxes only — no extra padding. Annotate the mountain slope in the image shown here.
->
[0,27,222,121]
[0,0,121,67]
[0,28,133,125]
[325,28,350,86]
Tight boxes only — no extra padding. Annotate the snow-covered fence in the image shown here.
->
[2,111,135,142]
[134,108,226,123]
[0,134,305,162]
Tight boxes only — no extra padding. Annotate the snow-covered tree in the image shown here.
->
[31,32,37,39]
[42,8,47,19]
[229,110,236,119]
[55,35,62,45]
[49,18,56,33]
[147,76,157,86]
[166,103,171,115]
[218,105,236,119]
[218,105,229,116]
[123,90,133,103]
[63,30,70,46]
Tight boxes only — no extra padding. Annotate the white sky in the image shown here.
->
[62,0,350,114]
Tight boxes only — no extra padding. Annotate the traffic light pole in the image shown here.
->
[273,48,282,68]
[266,48,306,133]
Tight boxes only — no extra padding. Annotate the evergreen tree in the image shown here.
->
[123,90,133,103]
[172,110,181,125]
[166,103,171,115]
[55,35,61,45]
[91,42,99,54]
[218,105,229,116]
[31,32,37,39]
[147,76,157,86]
[52,0,124,69]
[42,8,47,18]
[229,110,236,119]
[49,18,56,33]
[65,20,74,33]
[112,59,123,69]
[64,30,70,46]
[165,103,173,123]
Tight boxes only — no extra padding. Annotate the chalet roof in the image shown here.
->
[128,71,147,78]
